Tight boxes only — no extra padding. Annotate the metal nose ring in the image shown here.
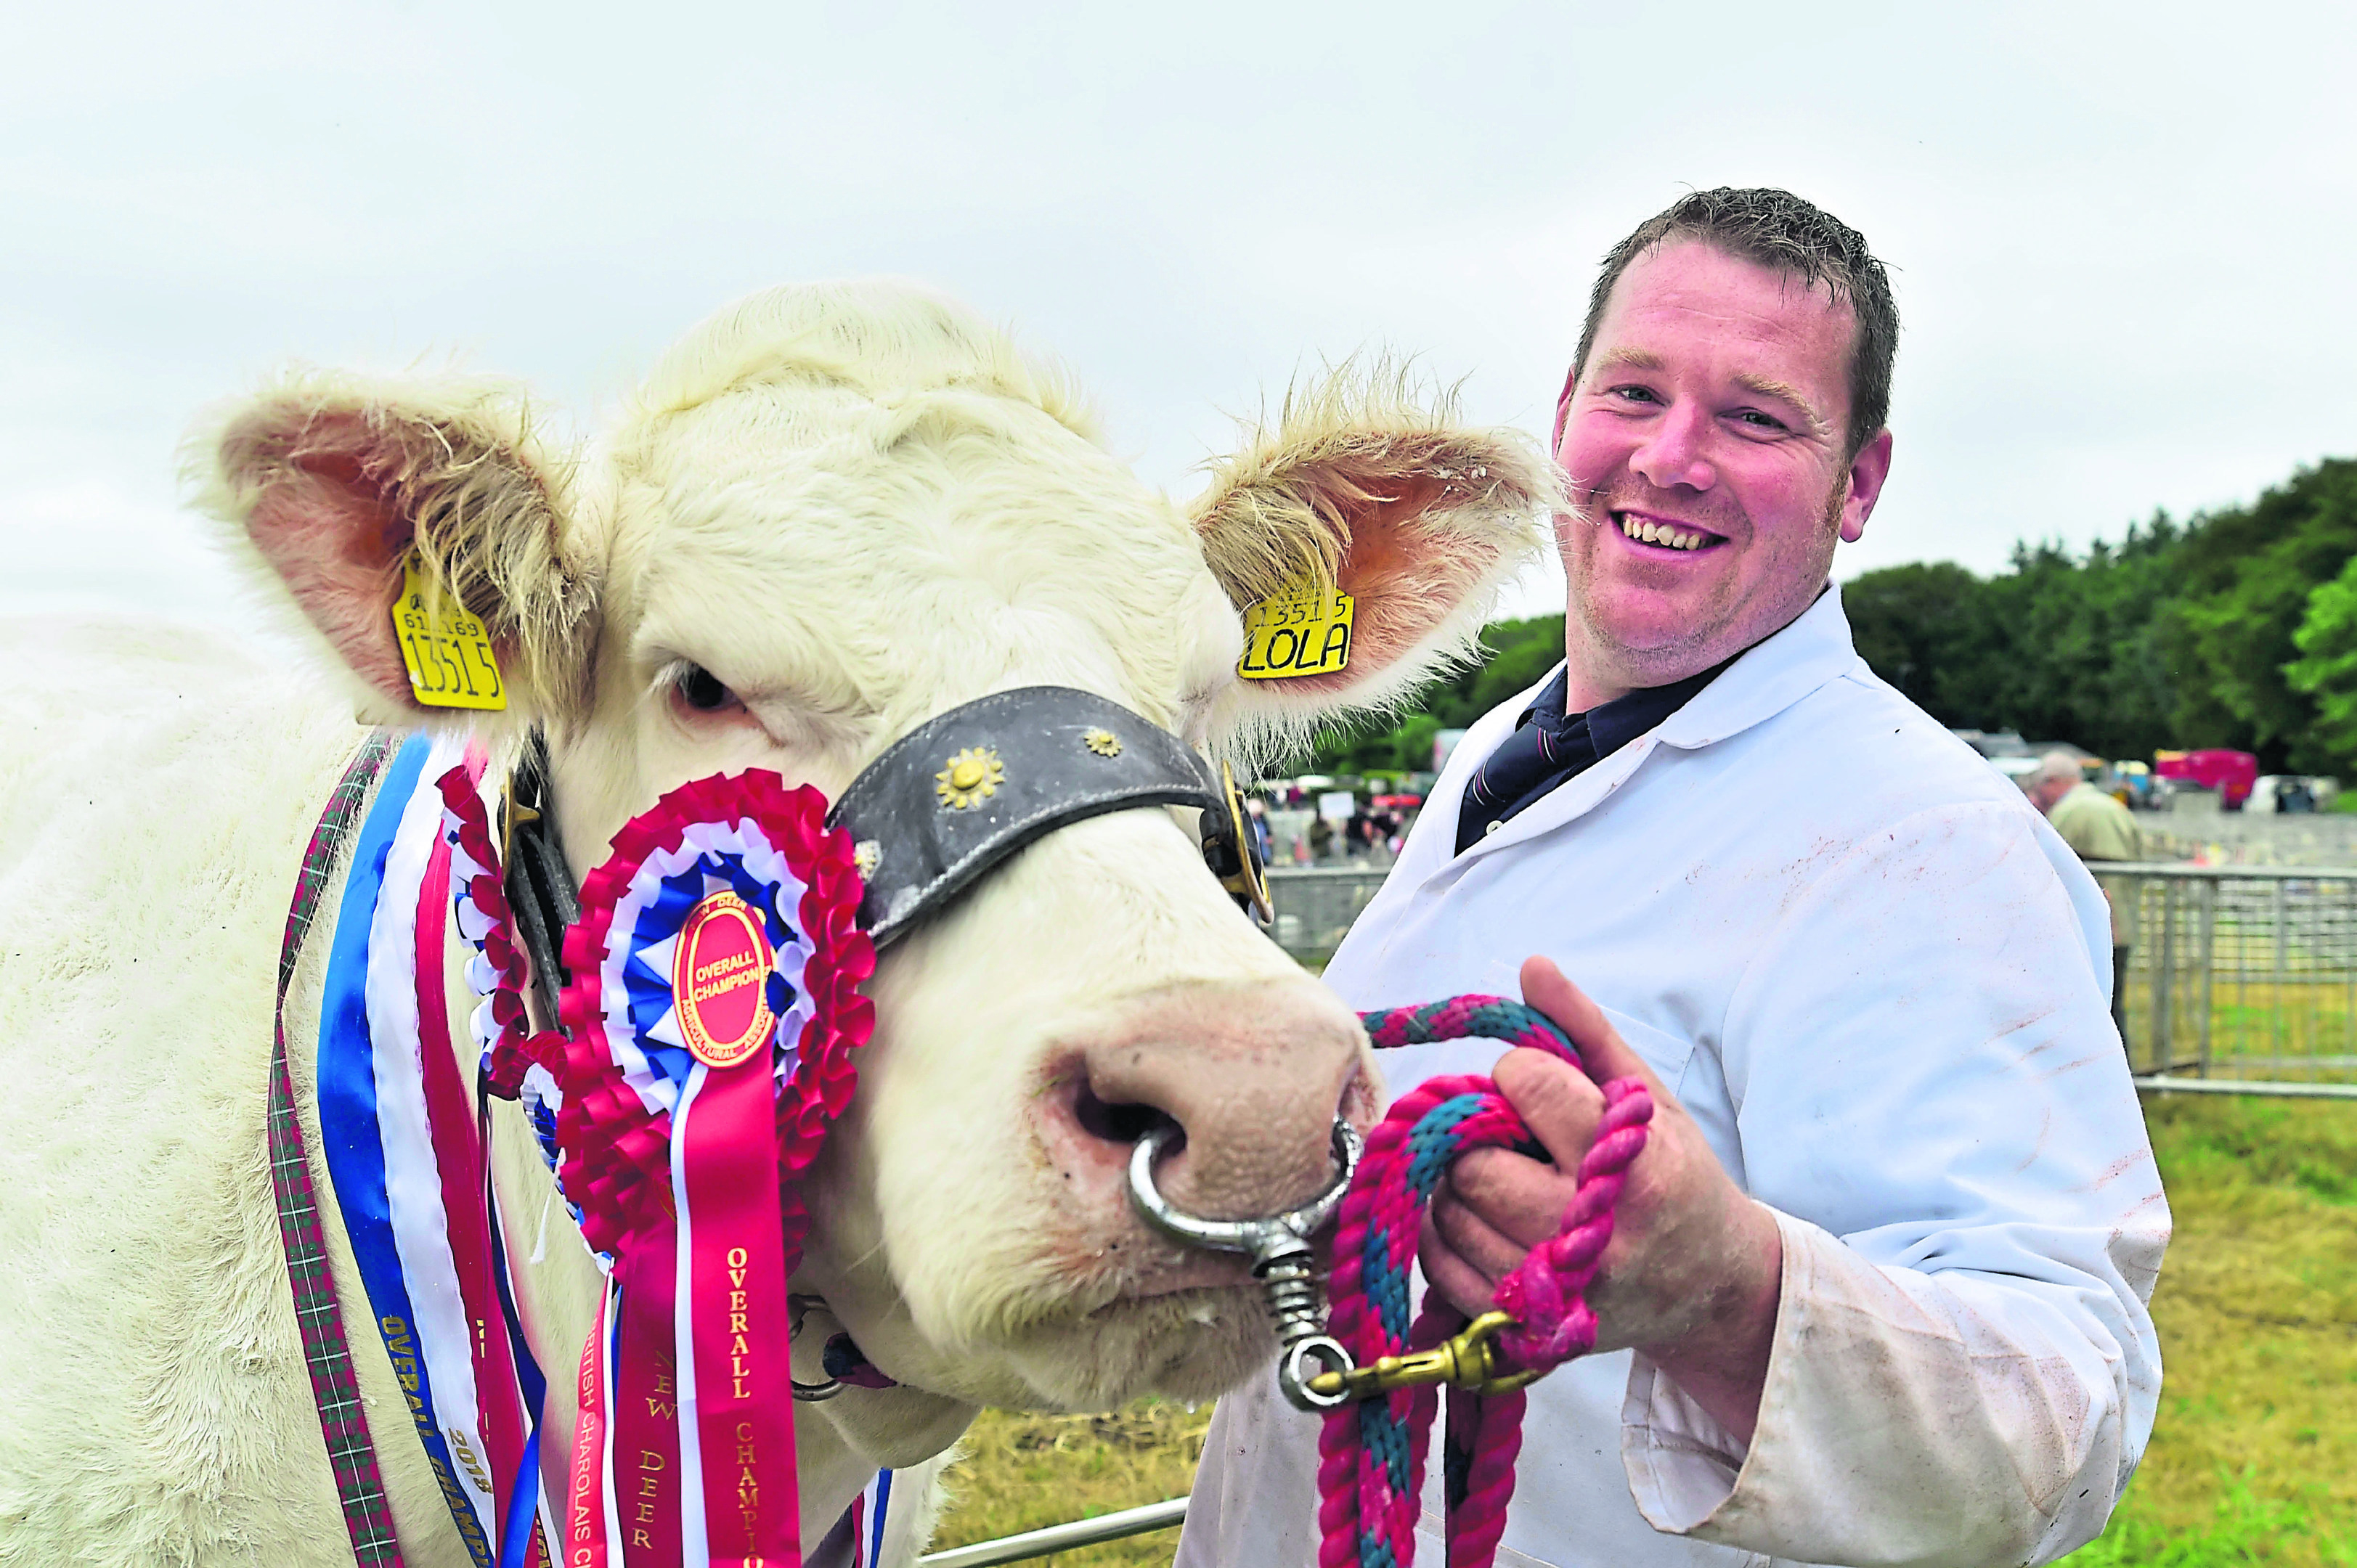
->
[1126,1119,1363,1410]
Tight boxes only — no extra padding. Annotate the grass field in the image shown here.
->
[2128,973,2357,1084]
[926,1093,2357,1566]
[2070,1094,2357,1565]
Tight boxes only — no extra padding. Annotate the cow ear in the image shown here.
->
[1186,365,1556,759]
[189,370,600,728]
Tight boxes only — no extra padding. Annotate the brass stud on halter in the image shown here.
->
[935,746,1006,810]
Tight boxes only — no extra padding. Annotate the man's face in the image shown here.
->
[1555,240,1893,695]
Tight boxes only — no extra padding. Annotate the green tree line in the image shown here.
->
[1314,457,2357,778]
[1311,613,1568,776]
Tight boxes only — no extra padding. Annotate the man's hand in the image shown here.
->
[1421,956,1784,1442]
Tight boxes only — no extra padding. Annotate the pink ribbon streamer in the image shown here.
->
[680,1054,800,1564]
[415,752,539,1562]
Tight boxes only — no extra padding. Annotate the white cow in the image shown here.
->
[0,282,1550,1566]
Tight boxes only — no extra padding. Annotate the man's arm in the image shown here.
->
[1429,802,2168,1567]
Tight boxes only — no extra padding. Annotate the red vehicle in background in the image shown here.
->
[2154,748,2259,810]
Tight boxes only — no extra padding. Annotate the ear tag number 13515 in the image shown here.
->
[1238,580,1355,680]
[391,554,507,711]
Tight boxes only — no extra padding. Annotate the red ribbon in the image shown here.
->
[415,753,538,1561]
[555,775,875,1568]
[611,1237,685,1568]
[680,1055,799,1564]
[567,1291,614,1568]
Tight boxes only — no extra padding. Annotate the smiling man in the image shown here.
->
[1178,189,2167,1567]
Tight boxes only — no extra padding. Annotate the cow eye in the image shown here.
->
[674,663,738,713]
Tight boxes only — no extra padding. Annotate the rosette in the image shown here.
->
[555,770,874,1265]
[550,769,874,1568]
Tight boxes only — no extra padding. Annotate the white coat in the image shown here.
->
[1178,588,2168,1568]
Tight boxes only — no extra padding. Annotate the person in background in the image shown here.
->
[2030,751,2143,1041]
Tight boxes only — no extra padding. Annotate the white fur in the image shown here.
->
[0,281,1547,1565]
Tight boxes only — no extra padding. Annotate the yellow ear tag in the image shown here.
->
[391,553,508,710]
[1238,578,1355,680]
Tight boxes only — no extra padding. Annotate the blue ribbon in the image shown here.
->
[487,1161,549,1568]
[497,1429,542,1568]
[317,733,497,1567]
[869,1469,893,1564]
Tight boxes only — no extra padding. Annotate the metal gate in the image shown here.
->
[2110,864,2357,1097]
[1265,862,2357,1096]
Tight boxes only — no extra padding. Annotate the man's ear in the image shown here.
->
[1186,365,1555,760]
[187,369,601,727]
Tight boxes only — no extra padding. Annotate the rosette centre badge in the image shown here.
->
[672,890,777,1069]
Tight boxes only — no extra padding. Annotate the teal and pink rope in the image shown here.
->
[1323,996,1655,1568]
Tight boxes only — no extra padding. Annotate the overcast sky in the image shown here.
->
[6,1,2353,635]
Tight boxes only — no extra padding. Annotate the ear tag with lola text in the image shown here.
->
[1239,576,1356,680]
[391,553,507,710]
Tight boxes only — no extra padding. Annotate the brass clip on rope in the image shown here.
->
[1303,1311,1544,1404]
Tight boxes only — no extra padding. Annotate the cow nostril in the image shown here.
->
[1072,1081,1180,1147]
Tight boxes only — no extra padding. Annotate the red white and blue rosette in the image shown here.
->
[552,769,873,1568]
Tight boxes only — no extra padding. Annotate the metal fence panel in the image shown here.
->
[2117,866,2357,1085]
[1265,867,1391,963]
[918,1498,1187,1567]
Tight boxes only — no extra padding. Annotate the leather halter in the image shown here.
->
[827,685,1264,948]
[501,686,1270,1023]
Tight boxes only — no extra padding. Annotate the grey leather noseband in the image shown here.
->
[825,686,1247,951]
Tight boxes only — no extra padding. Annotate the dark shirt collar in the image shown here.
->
[1454,656,1733,854]
[1515,658,1730,754]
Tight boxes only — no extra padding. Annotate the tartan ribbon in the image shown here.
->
[269,730,407,1567]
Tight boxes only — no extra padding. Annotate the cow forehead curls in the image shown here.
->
[595,282,1237,731]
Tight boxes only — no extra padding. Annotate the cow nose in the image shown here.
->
[1061,982,1373,1222]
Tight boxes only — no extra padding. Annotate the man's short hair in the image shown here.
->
[1571,188,1899,460]
[2035,751,2085,788]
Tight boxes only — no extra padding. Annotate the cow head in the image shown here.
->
[195,281,1553,1418]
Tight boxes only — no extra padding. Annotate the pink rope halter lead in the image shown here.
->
[1326,995,1655,1568]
